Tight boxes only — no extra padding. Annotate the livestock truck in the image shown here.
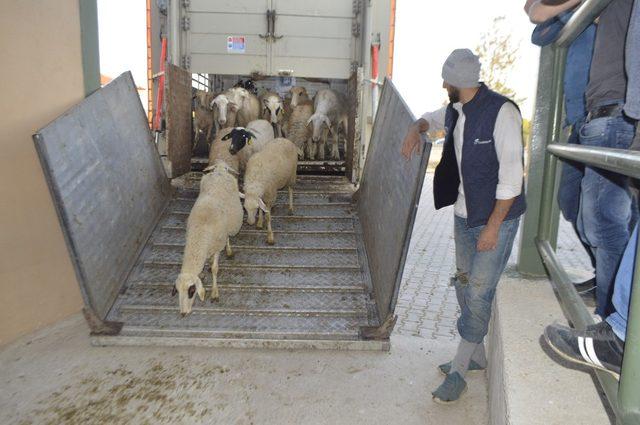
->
[33,0,433,350]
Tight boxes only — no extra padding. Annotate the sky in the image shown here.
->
[393,0,541,119]
[97,0,541,119]
[97,0,148,111]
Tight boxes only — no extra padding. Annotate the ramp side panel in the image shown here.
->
[357,79,431,321]
[33,72,172,320]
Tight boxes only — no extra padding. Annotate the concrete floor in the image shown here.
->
[0,314,488,425]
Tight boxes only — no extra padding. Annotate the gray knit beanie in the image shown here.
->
[441,49,481,89]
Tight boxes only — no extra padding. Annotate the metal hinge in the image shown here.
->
[352,0,362,15]
[351,20,361,37]
[182,0,190,8]
[181,16,190,31]
[351,61,359,73]
[181,55,191,69]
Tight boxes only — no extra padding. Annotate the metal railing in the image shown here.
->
[535,0,640,423]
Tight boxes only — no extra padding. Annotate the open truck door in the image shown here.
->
[33,74,430,349]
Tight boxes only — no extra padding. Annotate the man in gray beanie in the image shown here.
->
[402,48,526,403]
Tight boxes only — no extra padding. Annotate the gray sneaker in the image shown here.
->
[432,371,468,404]
[438,360,486,376]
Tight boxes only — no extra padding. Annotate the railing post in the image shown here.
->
[517,46,564,275]
[618,235,640,425]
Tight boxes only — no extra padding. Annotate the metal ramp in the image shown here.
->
[96,174,384,349]
[34,74,429,351]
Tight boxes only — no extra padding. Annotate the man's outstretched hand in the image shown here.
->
[401,119,428,159]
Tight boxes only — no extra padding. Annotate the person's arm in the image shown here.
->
[528,0,582,23]
[477,103,524,251]
[401,106,446,159]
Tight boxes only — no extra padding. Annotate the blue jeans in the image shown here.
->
[624,0,640,120]
[453,215,520,344]
[606,224,638,341]
[577,114,638,316]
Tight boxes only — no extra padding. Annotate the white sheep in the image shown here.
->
[289,86,310,107]
[308,88,349,160]
[172,162,244,314]
[225,87,261,127]
[285,98,314,160]
[193,90,216,147]
[211,93,238,134]
[259,91,285,137]
[243,138,299,245]
[224,119,275,170]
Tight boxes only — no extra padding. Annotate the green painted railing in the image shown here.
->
[534,0,640,423]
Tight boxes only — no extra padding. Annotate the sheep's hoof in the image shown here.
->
[267,236,275,245]
[287,208,294,215]
[256,223,263,230]
[225,251,235,259]
[210,297,220,303]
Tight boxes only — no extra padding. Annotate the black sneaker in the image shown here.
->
[543,321,624,380]
[573,277,595,294]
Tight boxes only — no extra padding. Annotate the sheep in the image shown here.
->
[243,138,299,245]
[193,90,216,147]
[284,98,314,160]
[211,93,238,134]
[259,91,285,137]
[289,86,310,107]
[172,161,244,315]
[208,127,240,173]
[224,119,275,170]
[225,87,261,127]
[308,88,349,160]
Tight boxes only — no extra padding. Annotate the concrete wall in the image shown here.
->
[0,0,85,346]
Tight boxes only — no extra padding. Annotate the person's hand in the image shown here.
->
[401,125,422,159]
[477,225,499,252]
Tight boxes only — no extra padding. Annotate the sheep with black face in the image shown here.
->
[223,120,275,171]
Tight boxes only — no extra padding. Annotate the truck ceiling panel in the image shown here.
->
[272,0,353,17]
[189,0,269,14]
[272,37,351,60]
[190,34,268,56]
[275,16,352,38]
[190,13,267,35]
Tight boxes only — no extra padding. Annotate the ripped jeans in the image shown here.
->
[453,215,520,344]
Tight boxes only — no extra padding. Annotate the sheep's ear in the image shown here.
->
[258,198,268,212]
[203,165,215,173]
[196,278,206,301]
[238,192,246,199]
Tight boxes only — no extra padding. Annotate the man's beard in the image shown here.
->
[448,87,460,103]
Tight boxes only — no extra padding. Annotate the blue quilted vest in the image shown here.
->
[433,84,526,228]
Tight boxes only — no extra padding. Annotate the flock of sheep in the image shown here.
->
[174,103,306,316]
[193,84,349,161]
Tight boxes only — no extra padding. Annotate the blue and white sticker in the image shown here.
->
[227,36,246,53]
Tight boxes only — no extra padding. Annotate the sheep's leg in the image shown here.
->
[307,138,315,160]
[318,130,326,161]
[288,186,294,214]
[225,237,234,259]
[266,210,275,245]
[256,209,264,229]
[331,127,340,160]
[210,252,220,302]
[205,126,213,147]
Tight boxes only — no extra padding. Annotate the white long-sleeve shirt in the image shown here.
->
[421,102,524,219]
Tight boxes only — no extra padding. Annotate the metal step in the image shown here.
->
[103,174,380,348]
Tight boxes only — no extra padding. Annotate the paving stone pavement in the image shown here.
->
[395,173,593,340]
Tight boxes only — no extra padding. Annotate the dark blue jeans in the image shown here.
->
[577,114,638,316]
[453,216,520,344]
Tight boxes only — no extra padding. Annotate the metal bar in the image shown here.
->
[618,232,640,424]
[537,47,567,242]
[555,0,613,47]
[536,239,622,420]
[518,46,556,275]
[548,144,640,179]
[79,0,100,96]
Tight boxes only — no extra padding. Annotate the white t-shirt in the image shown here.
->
[421,102,524,218]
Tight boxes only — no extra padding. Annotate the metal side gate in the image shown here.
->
[34,74,430,350]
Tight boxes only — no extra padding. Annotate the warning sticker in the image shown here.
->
[227,36,246,53]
